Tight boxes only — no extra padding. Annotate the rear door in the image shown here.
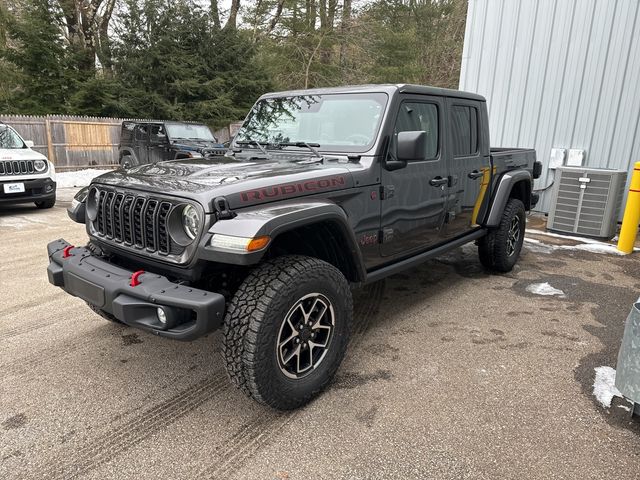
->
[380,95,448,257]
[441,99,490,239]
[148,124,168,164]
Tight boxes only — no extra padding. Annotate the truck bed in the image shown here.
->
[490,147,536,170]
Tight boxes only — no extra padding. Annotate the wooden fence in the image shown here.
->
[0,115,241,171]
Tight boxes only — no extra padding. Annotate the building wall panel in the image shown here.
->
[460,0,640,215]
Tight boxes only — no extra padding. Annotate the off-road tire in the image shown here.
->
[86,302,126,325]
[222,255,353,410]
[478,198,525,273]
[35,196,56,209]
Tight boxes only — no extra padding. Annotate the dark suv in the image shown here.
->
[118,121,226,169]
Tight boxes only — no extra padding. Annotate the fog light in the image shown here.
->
[157,307,167,325]
[45,185,53,192]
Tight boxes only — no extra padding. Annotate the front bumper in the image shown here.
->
[0,177,56,204]
[46,239,225,341]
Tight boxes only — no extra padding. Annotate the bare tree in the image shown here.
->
[210,0,221,29]
[225,0,241,30]
[57,0,117,72]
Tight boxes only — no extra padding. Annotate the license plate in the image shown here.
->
[3,182,25,194]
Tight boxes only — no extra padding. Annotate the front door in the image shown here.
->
[380,96,447,257]
[441,99,490,239]
[134,124,149,164]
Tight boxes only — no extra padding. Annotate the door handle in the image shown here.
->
[429,176,448,187]
[468,170,483,179]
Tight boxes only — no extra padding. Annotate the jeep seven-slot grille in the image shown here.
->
[92,188,182,256]
[0,160,35,176]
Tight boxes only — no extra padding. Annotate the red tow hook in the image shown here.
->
[130,270,145,287]
[62,245,75,258]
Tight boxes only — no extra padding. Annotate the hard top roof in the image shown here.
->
[122,120,207,126]
[259,84,486,102]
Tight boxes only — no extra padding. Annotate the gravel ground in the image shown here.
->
[1,189,640,479]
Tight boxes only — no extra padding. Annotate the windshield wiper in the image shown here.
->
[235,140,271,159]
[277,141,323,159]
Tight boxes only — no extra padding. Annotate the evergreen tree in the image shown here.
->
[1,0,75,114]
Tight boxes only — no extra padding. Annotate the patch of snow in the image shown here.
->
[618,404,631,412]
[523,238,556,254]
[55,169,113,188]
[593,366,622,408]
[526,282,565,297]
[523,235,629,256]
[528,229,605,244]
[569,243,625,255]
[527,228,639,254]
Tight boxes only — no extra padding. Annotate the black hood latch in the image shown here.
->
[214,196,236,220]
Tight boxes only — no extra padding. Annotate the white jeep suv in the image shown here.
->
[0,122,56,209]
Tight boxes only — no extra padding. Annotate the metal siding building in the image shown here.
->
[459,0,640,214]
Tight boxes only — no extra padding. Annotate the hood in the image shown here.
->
[0,147,48,162]
[92,157,354,211]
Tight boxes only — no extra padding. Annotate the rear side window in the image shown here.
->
[135,125,148,141]
[451,105,478,157]
[394,102,439,159]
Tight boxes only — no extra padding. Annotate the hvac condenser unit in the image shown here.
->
[547,166,627,239]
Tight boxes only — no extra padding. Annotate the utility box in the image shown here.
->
[547,166,627,239]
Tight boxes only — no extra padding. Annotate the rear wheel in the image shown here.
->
[222,255,352,410]
[478,198,525,272]
[35,196,56,209]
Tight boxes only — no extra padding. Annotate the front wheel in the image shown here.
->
[222,255,353,410]
[478,198,525,272]
[120,155,137,169]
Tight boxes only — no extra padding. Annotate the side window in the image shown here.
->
[451,105,478,157]
[149,124,166,144]
[394,102,439,159]
[135,124,148,142]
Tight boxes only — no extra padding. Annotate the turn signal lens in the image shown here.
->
[247,236,270,252]
[209,234,270,252]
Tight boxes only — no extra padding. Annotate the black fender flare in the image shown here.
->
[200,199,366,281]
[484,170,532,227]
[118,148,138,165]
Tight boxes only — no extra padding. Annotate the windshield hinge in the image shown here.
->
[379,185,394,200]
[214,196,236,220]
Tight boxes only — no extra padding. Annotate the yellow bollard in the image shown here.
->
[617,161,640,254]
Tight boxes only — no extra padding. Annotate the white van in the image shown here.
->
[0,122,56,208]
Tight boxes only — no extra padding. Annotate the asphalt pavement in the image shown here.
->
[2,189,640,479]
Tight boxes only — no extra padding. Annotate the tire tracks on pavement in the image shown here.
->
[31,375,230,480]
[197,281,386,480]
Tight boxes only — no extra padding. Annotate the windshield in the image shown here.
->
[234,93,388,153]
[166,124,215,142]
[0,126,25,149]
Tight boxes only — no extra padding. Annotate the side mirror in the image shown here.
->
[397,131,427,162]
[24,140,34,148]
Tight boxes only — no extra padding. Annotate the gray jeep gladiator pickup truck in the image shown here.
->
[47,84,541,410]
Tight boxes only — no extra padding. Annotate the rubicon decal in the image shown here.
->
[240,176,346,202]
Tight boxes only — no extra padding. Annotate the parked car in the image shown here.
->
[51,84,541,409]
[118,121,227,169]
[0,122,56,209]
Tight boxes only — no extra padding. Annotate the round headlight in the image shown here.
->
[181,204,200,240]
[34,160,47,172]
[86,187,100,221]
